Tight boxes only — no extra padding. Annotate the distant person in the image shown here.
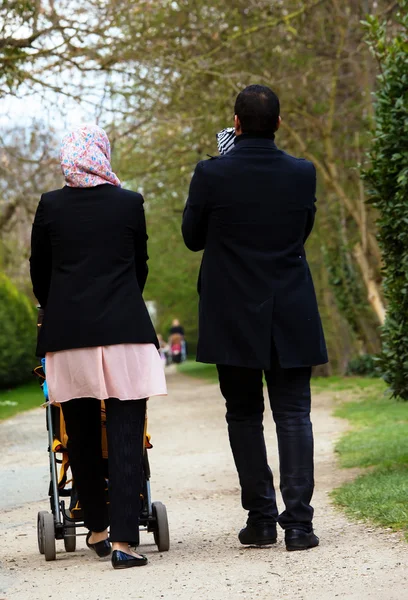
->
[169,319,185,337]
[157,334,170,366]
[182,85,327,551]
[30,125,167,570]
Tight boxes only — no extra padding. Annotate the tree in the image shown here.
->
[0,0,167,120]
[116,0,394,369]
[363,0,408,397]
[1,1,108,98]
[0,123,61,290]
[0,0,399,372]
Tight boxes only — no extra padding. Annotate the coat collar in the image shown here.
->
[233,134,277,151]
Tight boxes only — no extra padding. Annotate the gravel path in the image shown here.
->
[0,371,407,600]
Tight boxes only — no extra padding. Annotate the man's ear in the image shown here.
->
[275,116,282,132]
[234,115,242,135]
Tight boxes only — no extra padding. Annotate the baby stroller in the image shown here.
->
[33,359,170,561]
[169,333,184,364]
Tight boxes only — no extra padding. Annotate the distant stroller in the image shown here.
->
[34,359,170,561]
[169,333,184,364]
[168,319,187,364]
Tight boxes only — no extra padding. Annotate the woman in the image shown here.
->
[30,125,167,570]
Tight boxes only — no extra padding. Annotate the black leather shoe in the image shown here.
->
[86,532,111,557]
[285,529,319,551]
[111,550,148,569]
[238,523,277,546]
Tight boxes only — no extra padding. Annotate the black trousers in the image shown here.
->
[61,398,146,545]
[217,356,314,532]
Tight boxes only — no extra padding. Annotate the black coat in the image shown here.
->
[182,136,328,369]
[30,184,158,357]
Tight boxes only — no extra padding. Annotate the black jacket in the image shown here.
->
[30,184,158,357]
[182,136,328,369]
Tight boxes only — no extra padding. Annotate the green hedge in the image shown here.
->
[362,3,408,398]
[0,273,37,389]
[346,354,379,378]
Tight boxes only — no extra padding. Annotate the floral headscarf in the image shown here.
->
[60,125,121,188]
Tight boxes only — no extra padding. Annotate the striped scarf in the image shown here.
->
[216,127,235,155]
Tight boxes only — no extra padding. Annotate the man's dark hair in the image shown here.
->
[234,85,280,135]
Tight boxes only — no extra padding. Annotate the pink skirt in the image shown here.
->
[45,344,167,404]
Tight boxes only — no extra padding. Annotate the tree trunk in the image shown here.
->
[0,201,17,232]
[354,242,386,325]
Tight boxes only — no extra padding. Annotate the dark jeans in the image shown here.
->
[61,397,146,545]
[217,357,314,532]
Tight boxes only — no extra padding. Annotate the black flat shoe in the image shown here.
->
[111,550,148,569]
[285,529,319,551]
[238,523,277,546]
[86,532,111,557]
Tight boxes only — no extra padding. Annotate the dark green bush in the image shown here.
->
[362,3,408,398]
[0,272,37,389]
[346,354,379,378]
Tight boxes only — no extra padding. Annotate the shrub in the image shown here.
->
[362,2,408,398]
[0,272,37,389]
[346,354,379,378]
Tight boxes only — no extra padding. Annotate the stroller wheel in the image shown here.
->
[38,511,56,561]
[64,527,76,553]
[152,501,170,552]
[37,511,48,554]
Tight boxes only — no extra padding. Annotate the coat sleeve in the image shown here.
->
[182,161,211,252]
[134,199,149,293]
[30,197,52,308]
[304,164,317,244]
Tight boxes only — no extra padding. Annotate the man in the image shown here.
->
[169,318,185,337]
[182,85,328,551]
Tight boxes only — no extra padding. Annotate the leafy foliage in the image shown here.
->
[0,0,159,113]
[115,0,391,369]
[325,245,370,335]
[0,273,37,388]
[362,1,408,398]
[1,0,401,373]
[0,125,62,289]
[346,354,379,377]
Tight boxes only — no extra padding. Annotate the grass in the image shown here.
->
[328,378,408,539]
[177,361,218,382]
[0,380,43,420]
[311,375,386,394]
[178,362,408,538]
[178,363,386,395]
[333,466,408,534]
